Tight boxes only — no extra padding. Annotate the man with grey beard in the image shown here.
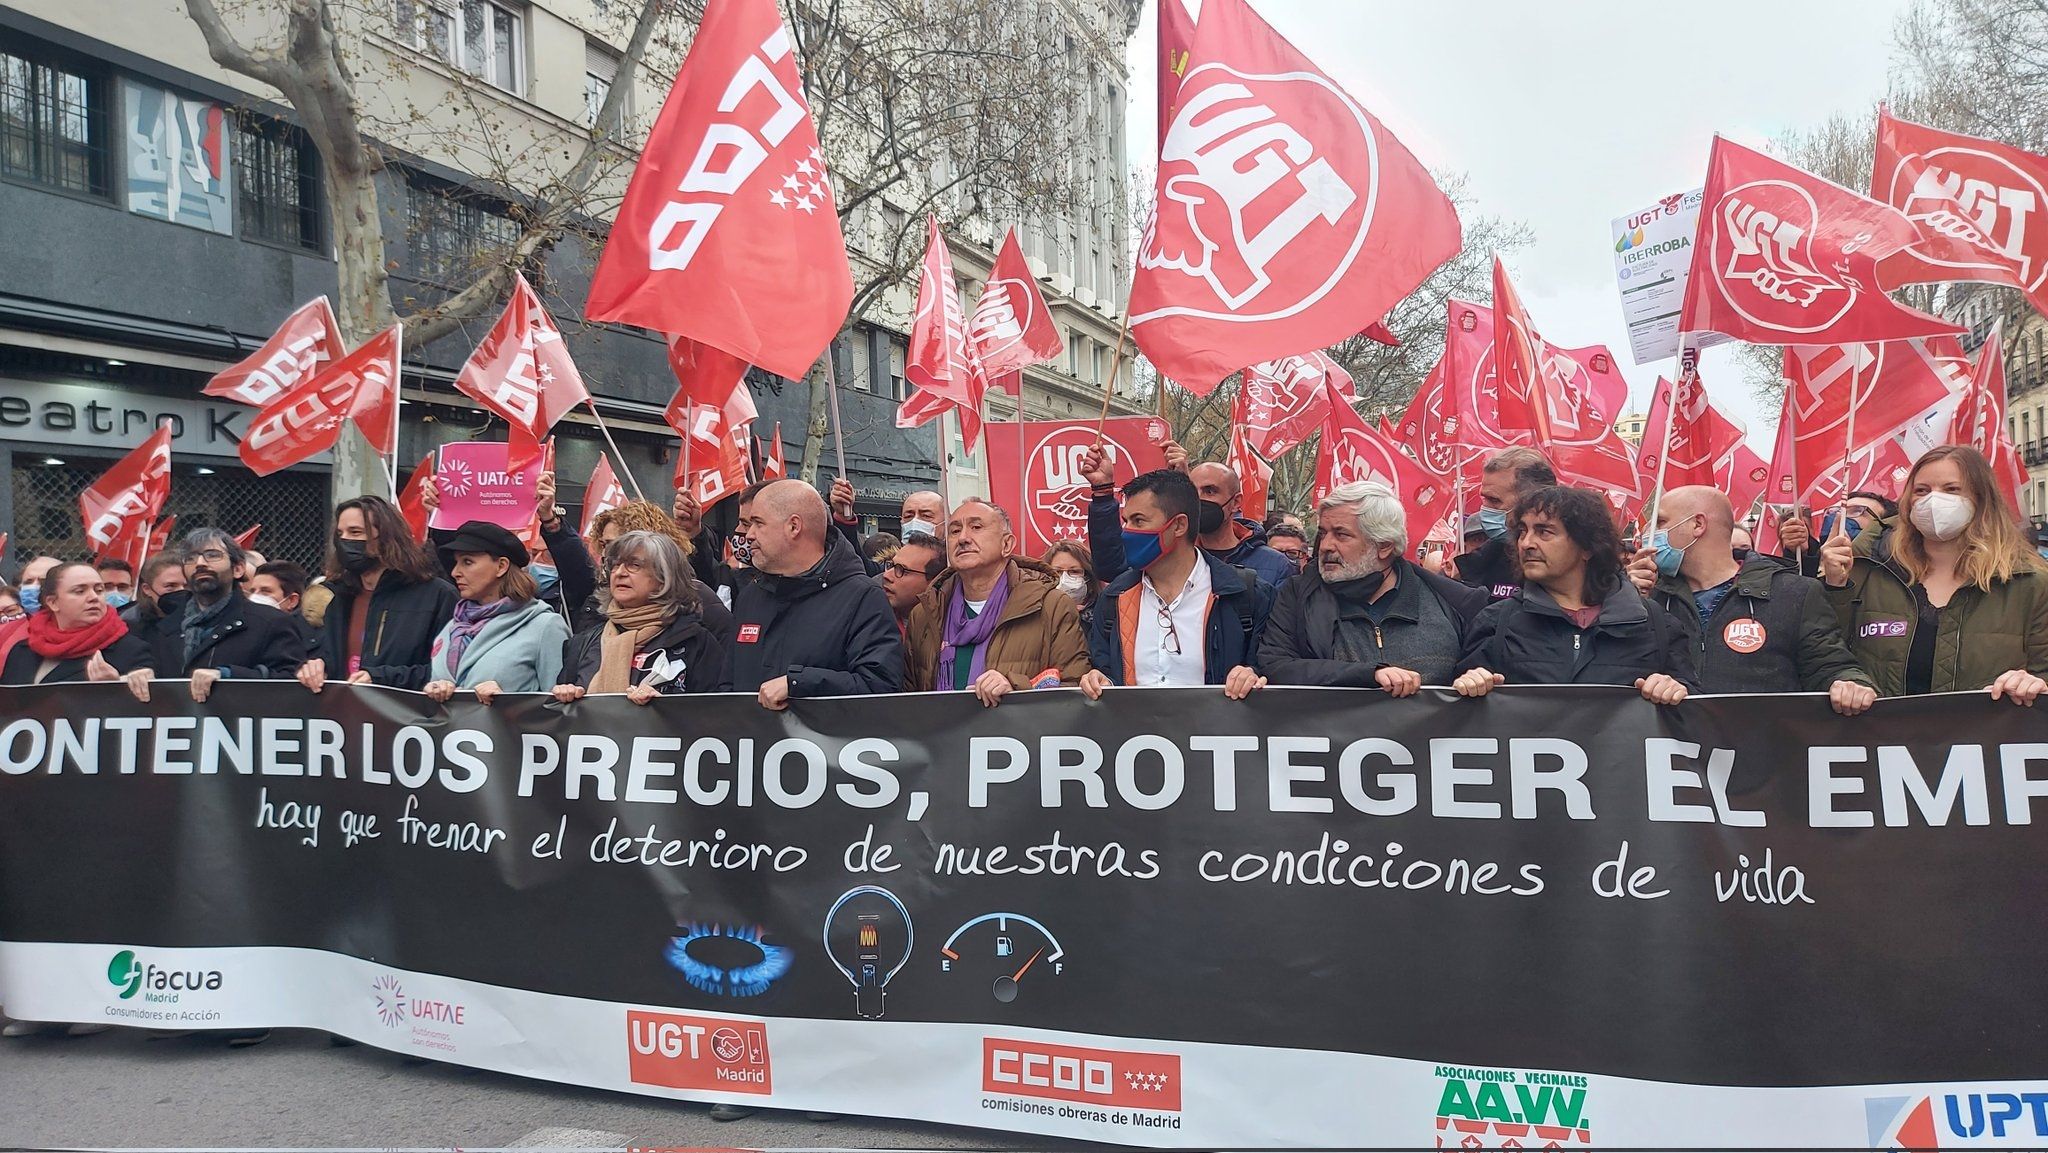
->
[1257,480,1487,692]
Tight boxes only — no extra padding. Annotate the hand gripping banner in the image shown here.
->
[2,683,2046,1148]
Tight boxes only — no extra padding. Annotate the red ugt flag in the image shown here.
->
[1490,258,1561,441]
[80,423,172,568]
[1313,379,1452,550]
[897,217,983,445]
[1131,0,1460,392]
[1236,351,1345,459]
[1680,135,1961,346]
[1638,372,1747,491]
[1443,298,1524,453]
[1948,320,2028,514]
[1783,337,1968,486]
[1874,107,2048,317]
[239,326,402,476]
[206,297,345,407]
[968,228,1065,394]
[584,0,852,380]
[454,274,590,473]
[397,452,437,543]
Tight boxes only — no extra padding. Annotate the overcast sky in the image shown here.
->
[1125,0,1919,448]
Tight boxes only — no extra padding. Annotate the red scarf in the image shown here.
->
[24,609,130,661]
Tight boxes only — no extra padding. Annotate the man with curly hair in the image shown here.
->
[1454,485,1697,705]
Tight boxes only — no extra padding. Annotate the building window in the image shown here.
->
[405,177,521,286]
[237,118,322,251]
[583,40,627,133]
[0,47,108,196]
[1067,330,1082,377]
[889,338,908,401]
[395,0,523,94]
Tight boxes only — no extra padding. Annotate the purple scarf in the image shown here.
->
[444,597,517,674]
[938,568,1011,690]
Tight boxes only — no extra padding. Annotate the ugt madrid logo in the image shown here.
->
[1709,179,1859,335]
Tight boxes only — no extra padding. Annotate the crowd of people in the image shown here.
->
[4,437,2046,1074]
[4,441,2046,717]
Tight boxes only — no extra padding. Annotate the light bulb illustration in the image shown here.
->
[823,885,912,1020]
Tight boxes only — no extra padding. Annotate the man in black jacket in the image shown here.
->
[1627,485,1876,713]
[728,479,904,709]
[1449,447,1556,601]
[148,528,306,701]
[1455,486,1697,703]
[1261,480,1487,693]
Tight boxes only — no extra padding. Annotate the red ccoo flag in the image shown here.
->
[1680,135,1961,346]
[897,217,982,446]
[232,524,262,550]
[759,422,787,480]
[580,454,629,540]
[1313,379,1452,549]
[80,424,172,570]
[454,274,591,473]
[584,0,851,380]
[1230,426,1272,524]
[396,452,437,543]
[146,515,178,559]
[663,335,758,504]
[1131,0,1460,392]
[206,297,345,408]
[1948,320,2028,514]
[240,326,402,476]
[968,228,1065,395]
[1874,107,2048,317]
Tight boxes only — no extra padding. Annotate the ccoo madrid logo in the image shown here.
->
[107,949,223,1003]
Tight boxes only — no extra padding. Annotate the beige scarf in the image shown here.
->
[590,601,670,694]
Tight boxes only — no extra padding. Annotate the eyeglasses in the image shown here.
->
[1153,597,1182,656]
[610,558,648,575]
[884,563,931,581]
[190,548,230,563]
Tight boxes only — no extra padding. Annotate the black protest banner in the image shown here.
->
[1,682,2043,1148]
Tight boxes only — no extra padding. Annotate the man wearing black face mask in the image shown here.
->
[1074,447,1295,588]
[1259,481,1486,692]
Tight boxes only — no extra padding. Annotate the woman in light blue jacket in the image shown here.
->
[422,521,569,704]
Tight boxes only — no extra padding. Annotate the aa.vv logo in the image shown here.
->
[106,949,223,1004]
[1868,1090,2048,1147]
[1432,1064,1592,1150]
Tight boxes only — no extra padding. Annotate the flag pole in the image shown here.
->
[1643,335,1694,534]
[1015,385,1028,532]
[1094,296,1136,435]
[583,398,649,503]
[823,346,849,477]
[387,323,405,499]
[936,417,952,514]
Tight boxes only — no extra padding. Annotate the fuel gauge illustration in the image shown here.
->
[823,885,912,1020]
[939,912,1065,1004]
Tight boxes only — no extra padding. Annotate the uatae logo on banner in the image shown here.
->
[1431,1064,1593,1150]
[1141,63,1373,318]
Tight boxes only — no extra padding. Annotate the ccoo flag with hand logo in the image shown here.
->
[1679,135,1961,346]
[584,0,852,380]
[1131,0,1461,393]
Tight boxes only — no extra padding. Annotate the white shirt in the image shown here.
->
[1134,558,1211,686]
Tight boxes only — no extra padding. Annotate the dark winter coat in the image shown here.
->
[1458,579,1700,690]
[725,533,904,697]
[1261,557,1488,687]
[1647,555,1871,694]
[316,573,459,690]
[1087,495,1297,588]
[1085,552,1275,685]
[559,609,729,695]
[0,624,154,685]
[1451,535,1522,601]
[1824,519,2048,696]
[147,589,307,679]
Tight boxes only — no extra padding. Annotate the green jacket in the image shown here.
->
[1823,518,2048,696]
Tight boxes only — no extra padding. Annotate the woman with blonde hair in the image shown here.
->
[1822,444,2048,703]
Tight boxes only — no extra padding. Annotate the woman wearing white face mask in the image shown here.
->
[1821,445,2048,704]
[1041,542,1101,633]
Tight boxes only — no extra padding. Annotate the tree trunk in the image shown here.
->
[801,364,831,487]
[325,156,398,501]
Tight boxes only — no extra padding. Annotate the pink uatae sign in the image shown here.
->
[430,441,540,531]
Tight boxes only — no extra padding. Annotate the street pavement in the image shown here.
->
[0,1026,1066,1150]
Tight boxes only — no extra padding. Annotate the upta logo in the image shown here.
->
[107,950,223,1004]
[1868,1091,2048,1147]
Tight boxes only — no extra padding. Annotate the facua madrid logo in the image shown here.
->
[107,949,223,1004]
[1868,1090,2048,1147]
[1711,179,1857,334]
[1139,60,1377,320]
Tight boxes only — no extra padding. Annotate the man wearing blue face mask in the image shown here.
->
[1626,486,1875,712]
[13,556,59,617]
[1078,469,1273,699]
[1449,448,1555,601]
